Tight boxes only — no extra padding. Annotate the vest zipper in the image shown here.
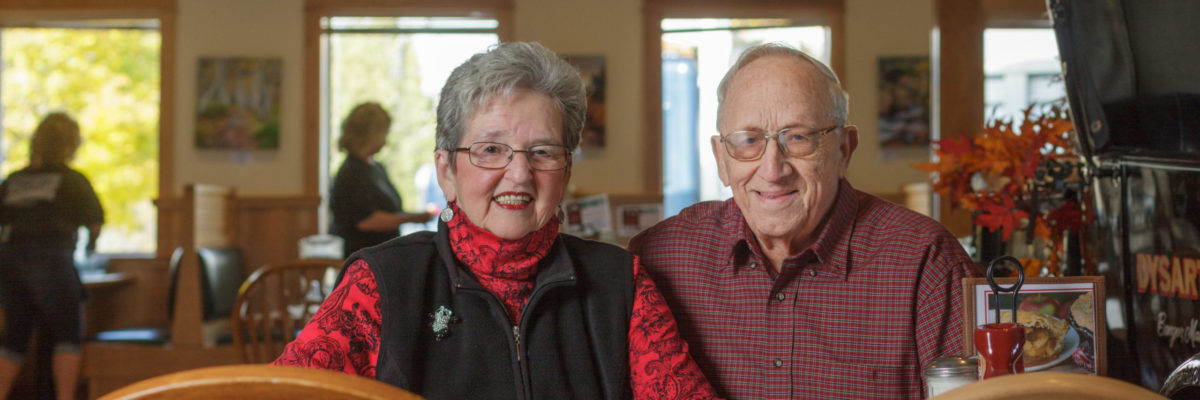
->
[513,325,521,361]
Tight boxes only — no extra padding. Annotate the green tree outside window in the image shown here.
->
[1,27,160,254]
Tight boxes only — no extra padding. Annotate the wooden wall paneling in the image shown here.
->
[982,0,1051,25]
[234,196,322,274]
[641,5,663,194]
[158,194,322,276]
[0,0,169,10]
[641,0,847,195]
[89,258,172,334]
[933,0,984,237]
[302,4,323,197]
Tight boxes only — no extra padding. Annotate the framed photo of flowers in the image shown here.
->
[962,276,1106,375]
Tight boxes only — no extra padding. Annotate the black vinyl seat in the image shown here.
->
[91,247,242,345]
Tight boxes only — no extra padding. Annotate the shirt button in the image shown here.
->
[773,359,784,368]
[775,292,786,301]
[749,263,758,269]
[807,269,817,277]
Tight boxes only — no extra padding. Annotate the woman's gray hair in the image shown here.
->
[436,42,586,156]
[338,102,391,155]
[30,112,81,168]
[716,43,849,127]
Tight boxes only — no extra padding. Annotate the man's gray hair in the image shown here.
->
[716,43,849,128]
[436,42,586,155]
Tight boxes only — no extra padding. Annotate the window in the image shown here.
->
[0,19,161,255]
[320,16,499,234]
[983,28,1065,122]
[660,18,829,217]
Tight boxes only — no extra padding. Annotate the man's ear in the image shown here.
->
[435,150,457,202]
[838,125,859,176]
[711,135,732,187]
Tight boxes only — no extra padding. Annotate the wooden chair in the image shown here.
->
[97,365,422,400]
[231,258,343,363]
[930,372,1167,400]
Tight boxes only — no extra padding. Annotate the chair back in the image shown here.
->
[97,364,423,400]
[197,247,244,321]
[930,372,1167,400]
[232,258,343,363]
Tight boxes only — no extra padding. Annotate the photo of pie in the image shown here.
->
[1000,309,1073,367]
[968,278,1104,375]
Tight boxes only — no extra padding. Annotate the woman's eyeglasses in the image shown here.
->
[454,142,570,171]
[719,125,841,161]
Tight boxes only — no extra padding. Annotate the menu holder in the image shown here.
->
[962,275,1106,376]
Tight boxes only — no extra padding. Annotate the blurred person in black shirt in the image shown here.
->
[330,102,434,256]
[0,112,104,400]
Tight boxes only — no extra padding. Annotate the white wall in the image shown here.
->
[173,0,304,196]
[843,0,935,196]
[513,0,644,196]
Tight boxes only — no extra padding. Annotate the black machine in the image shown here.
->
[1048,0,1200,394]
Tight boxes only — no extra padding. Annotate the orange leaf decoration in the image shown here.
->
[914,103,1083,277]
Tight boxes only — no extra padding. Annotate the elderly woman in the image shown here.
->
[0,112,104,400]
[275,42,716,399]
[330,102,434,256]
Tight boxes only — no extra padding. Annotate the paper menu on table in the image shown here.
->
[562,194,613,239]
[615,203,663,237]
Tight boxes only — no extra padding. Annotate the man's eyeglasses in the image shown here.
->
[718,125,841,161]
[453,142,570,171]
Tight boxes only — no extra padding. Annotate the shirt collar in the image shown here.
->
[722,179,860,279]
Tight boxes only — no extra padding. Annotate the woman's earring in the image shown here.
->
[556,204,567,223]
[439,205,454,223]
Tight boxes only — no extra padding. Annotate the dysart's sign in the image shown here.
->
[1137,253,1200,299]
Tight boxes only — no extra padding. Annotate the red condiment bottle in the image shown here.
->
[974,322,1026,379]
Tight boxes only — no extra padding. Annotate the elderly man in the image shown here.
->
[630,43,973,399]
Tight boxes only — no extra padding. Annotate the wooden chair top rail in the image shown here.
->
[930,372,1167,400]
[98,365,423,400]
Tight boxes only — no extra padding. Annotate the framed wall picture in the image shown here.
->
[563,54,606,148]
[195,57,282,150]
[877,55,931,148]
[962,276,1106,375]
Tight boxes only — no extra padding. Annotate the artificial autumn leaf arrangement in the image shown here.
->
[914,105,1086,277]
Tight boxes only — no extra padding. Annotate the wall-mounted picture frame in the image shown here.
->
[563,54,606,148]
[195,57,282,150]
[962,276,1106,376]
[877,55,930,148]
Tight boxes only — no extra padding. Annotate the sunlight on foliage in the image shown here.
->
[2,27,159,253]
[330,33,434,208]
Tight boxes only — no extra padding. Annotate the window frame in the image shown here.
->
[302,0,512,233]
[932,0,1051,235]
[641,0,846,194]
[0,0,174,257]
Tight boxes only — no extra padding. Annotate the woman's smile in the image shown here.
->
[494,191,533,210]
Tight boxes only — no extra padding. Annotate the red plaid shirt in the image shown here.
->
[630,180,972,399]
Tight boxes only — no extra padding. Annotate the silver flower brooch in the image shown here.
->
[428,305,460,341]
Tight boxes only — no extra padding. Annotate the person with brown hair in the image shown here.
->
[0,112,104,400]
[329,102,434,256]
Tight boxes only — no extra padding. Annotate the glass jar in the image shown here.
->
[923,356,979,398]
